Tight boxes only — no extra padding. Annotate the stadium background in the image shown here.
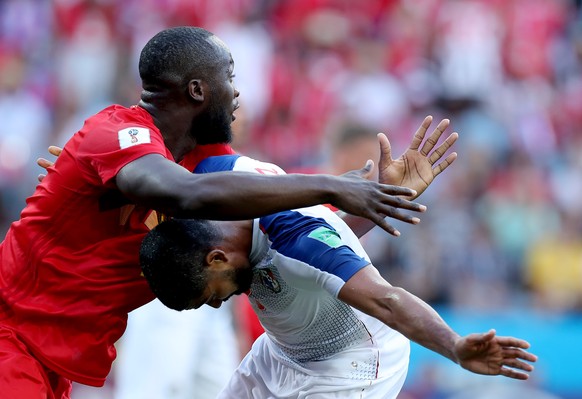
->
[0,0,580,398]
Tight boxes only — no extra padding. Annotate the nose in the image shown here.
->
[234,86,240,98]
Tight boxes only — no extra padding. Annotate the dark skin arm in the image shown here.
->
[338,265,538,380]
[115,154,423,228]
[38,147,425,235]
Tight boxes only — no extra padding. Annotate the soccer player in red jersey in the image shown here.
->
[0,26,437,398]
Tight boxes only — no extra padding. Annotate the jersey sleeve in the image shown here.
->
[76,123,169,186]
[260,209,370,297]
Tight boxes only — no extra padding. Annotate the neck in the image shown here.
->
[217,220,254,258]
[138,100,196,163]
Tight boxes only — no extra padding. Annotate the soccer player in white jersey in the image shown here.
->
[139,153,537,399]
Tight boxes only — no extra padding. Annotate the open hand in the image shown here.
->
[454,329,537,380]
[378,116,458,199]
[335,160,426,236]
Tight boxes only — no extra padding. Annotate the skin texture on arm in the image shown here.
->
[340,116,459,238]
[338,265,538,380]
[115,154,424,227]
[38,147,426,235]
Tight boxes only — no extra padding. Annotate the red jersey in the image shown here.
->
[0,105,233,386]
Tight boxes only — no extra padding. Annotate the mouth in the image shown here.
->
[232,103,240,121]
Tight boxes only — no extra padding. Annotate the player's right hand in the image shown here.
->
[454,329,537,380]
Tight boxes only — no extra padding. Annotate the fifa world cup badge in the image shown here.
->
[259,269,281,293]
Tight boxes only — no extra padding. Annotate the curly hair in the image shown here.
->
[139,26,221,89]
[140,218,221,311]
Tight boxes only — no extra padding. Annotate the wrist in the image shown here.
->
[318,174,339,205]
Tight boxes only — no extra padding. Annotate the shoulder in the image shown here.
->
[194,154,242,173]
[233,156,287,175]
[194,155,287,175]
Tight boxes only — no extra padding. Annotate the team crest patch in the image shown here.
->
[118,127,151,149]
[258,269,281,293]
[307,227,342,248]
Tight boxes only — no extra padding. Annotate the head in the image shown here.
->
[329,121,380,177]
[139,26,239,144]
[140,218,253,311]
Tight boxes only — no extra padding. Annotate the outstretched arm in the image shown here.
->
[338,265,537,379]
[37,146,426,236]
[341,115,458,237]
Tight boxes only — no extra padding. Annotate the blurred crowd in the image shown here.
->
[1,0,582,321]
[2,0,581,398]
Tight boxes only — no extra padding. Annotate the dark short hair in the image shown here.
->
[140,218,220,310]
[139,26,222,89]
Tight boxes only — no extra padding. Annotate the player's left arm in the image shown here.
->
[338,265,538,380]
[35,138,448,237]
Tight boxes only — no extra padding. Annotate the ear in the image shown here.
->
[188,79,205,102]
[205,249,229,270]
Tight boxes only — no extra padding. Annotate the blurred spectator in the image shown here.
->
[0,51,51,232]
[2,1,582,397]
[113,300,239,399]
[525,211,582,311]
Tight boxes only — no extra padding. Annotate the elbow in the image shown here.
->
[369,286,407,329]
[119,173,198,216]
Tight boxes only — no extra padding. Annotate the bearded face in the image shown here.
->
[190,92,234,145]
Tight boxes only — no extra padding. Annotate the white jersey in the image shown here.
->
[195,155,410,397]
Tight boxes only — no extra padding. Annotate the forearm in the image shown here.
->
[120,162,337,220]
[375,287,461,363]
[174,171,338,219]
[118,154,424,234]
[339,266,460,363]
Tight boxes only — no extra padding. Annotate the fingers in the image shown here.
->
[37,145,61,171]
[362,159,374,180]
[370,218,401,237]
[377,133,392,174]
[464,329,496,345]
[378,184,419,199]
[495,335,537,380]
[409,115,433,151]
[375,194,426,223]
[428,132,459,166]
[499,347,537,380]
[499,366,531,380]
[370,210,421,237]
[37,157,53,169]
[37,174,46,183]
[420,119,450,156]
[432,152,458,177]
[497,343,537,380]
[502,348,538,365]
[503,357,535,371]
[48,146,63,157]
[362,191,427,236]
[494,336,531,349]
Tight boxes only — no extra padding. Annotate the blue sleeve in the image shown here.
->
[259,210,369,282]
[193,155,240,173]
